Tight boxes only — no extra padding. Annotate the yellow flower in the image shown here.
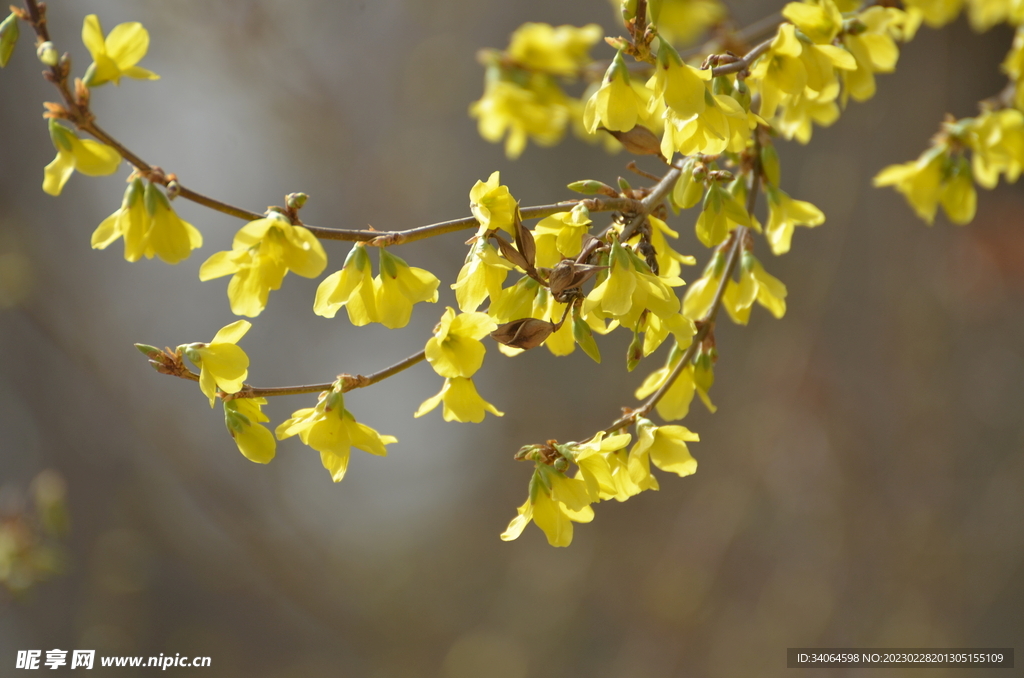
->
[583,51,647,133]
[630,418,698,477]
[81,14,159,87]
[415,377,504,423]
[873,146,946,224]
[451,240,514,312]
[782,0,844,44]
[507,23,603,76]
[583,240,681,328]
[694,182,753,248]
[200,212,327,317]
[374,248,440,329]
[646,0,727,45]
[141,182,203,264]
[182,320,251,407]
[425,307,496,378]
[224,397,276,464]
[500,465,594,547]
[314,244,378,325]
[650,40,712,120]
[634,345,710,421]
[91,177,148,261]
[531,203,591,264]
[470,75,570,159]
[42,120,121,196]
[721,254,788,324]
[470,171,518,235]
[841,7,904,103]
[276,387,395,483]
[764,185,825,255]
[968,108,1024,188]
[571,432,638,502]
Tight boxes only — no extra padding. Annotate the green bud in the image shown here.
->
[567,180,616,196]
[36,40,57,66]
[553,457,569,472]
[733,78,751,110]
[144,182,171,216]
[83,62,98,87]
[760,143,781,186]
[712,75,733,96]
[134,343,162,359]
[672,170,704,211]
[165,179,181,200]
[626,330,643,372]
[741,249,755,274]
[0,13,19,68]
[324,387,345,412]
[617,176,632,194]
[47,119,74,152]
[572,315,601,364]
[286,192,308,210]
[182,346,202,365]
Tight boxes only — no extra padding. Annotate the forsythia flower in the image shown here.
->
[874,146,977,225]
[500,466,594,547]
[425,307,497,378]
[583,51,647,133]
[141,182,203,264]
[276,387,396,482]
[694,182,754,248]
[81,14,159,87]
[841,7,905,104]
[42,120,121,196]
[182,320,251,407]
[470,172,518,235]
[764,185,825,255]
[314,244,378,325]
[968,108,1024,188]
[375,248,440,329]
[91,177,148,261]
[647,0,728,45]
[635,345,711,421]
[583,240,681,328]
[506,23,602,76]
[415,377,504,423]
[721,254,788,324]
[470,75,570,159]
[630,418,699,478]
[452,240,514,312]
[572,432,638,502]
[199,212,327,317]
[223,397,275,464]
[650,40,712,120]
[531,203,591,267]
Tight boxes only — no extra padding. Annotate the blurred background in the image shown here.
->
[1,0,1022,676]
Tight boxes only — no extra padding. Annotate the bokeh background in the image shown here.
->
[1,0,1022,676]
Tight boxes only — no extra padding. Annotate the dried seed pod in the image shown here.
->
[490,318,556,350]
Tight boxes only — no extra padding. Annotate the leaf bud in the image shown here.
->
[626,330,643,372]
[567,180,619,197]
[617,176,633,194]
[733,78,751,110]
[36,40,57,66]
[134,343,162,359]
[572,315,601,363]
[165,178,181,200]
[286,192,308,210]
[553,457,569,472]
[0,12,19,68]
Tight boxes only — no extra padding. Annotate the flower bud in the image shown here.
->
[36,40,57,66]
[0,13,19,68]
[286,192,308,210]
[567,180,619,197]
